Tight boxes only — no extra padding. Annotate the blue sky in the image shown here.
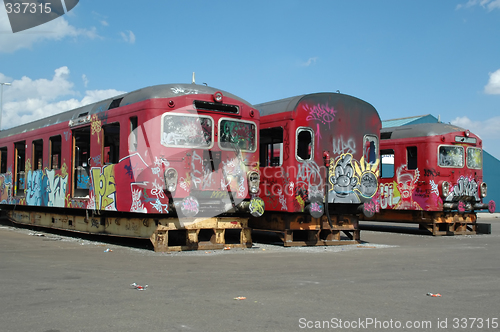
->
[1,0,500,158]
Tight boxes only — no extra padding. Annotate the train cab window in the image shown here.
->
[296,127,313,161]
[407,146,418,170]
[0,147,7,173]
[219,119,256,152]
[32,139,43,170]
[129,116,138,152]
[438,145,464,168]
[467,147,482,169]
[14,141,26,196]
[103,123,120,164]
[381,149,395,178]
[73,127,91,197]
[260,127,283,167]
[161,113,213,148]
[49,135,62,170]
[363,135,379,164]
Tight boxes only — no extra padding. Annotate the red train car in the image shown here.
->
[0,84,264,250]
[369,122,495,235]
[250,92,381,245]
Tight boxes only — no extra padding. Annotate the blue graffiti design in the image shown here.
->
[77,173,90,189]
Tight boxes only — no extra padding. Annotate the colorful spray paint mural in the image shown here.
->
[328,154,379,204]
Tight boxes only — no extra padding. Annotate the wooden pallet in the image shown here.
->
[362,210,478,236]
[151,217,252,252]
[250,213,360,246]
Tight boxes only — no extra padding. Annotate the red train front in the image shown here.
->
[372,123,495,234]
[250,92,381,245]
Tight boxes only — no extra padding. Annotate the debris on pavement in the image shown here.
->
[131,283,148,291]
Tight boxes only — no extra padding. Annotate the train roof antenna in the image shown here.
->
[192,72,195,84]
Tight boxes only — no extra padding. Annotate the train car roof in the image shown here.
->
[254,92,377,117]
[0,83,251,139]
[381,123,467,140]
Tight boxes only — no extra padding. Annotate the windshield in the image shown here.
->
[219,119,256,152]
[467,147,482,169]
[438,145,464,168]
[161,114,213,148]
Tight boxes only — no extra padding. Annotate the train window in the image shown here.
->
[161,113,213,148]
[14,141,26,196]
[32,139,43,170]
[381,149,395,178]
[49,135,62,170]
[296,127,313,161]
[129,116,138,152]
[219,119,256,152]
[103,123,120,164]
[108,97,123,110]
[260,127,283,167]
[0,147,7,173]
[73,126,91,197]
[467,147,482,169]
[380,132,392,140]
[407,146,418,170]
[438,145,464,168]
[363,135,379,164]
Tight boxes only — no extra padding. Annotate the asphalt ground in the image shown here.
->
[0,215,499,332]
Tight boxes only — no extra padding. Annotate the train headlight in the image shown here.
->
[480,182,487,198]
[247,171,260,194]
[165,168,178,192]
[441,181,450,198]
[213,91,223,103]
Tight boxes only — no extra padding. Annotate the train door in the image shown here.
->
[49,135,61,170]
[72,126,91,197]
[103,123,120,164]
[14,141,25,196]
[260,127,284,168]
[259,126,285,210]
[32,139,43,171]
[0,147,7,174]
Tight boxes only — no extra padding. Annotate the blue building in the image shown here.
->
[382,114,498,212]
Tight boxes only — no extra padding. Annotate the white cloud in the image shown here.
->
[82,74,89,88]
[301,57,318,67]
[456,0,500,11]
[0,67,125,129]
[120,30,136,44]
[451,116,500,138]
[0,8,100,53]
[484,69,500,94]
[100,20,109,26]
[451,116,500,159]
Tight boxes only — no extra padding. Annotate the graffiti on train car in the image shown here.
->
[23,164,68,207]
[297,161,323,196]
[332,136,357,155]
[302,103,337,128]
[221,155,247,199]
[0,173,12,203]
[328,154,379,203]
[283,122,291,161]
[393,165,422,210]
[445,176,479,201]
[91,164,116,210]
[89,153,170,213]
[379,182,400,209]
